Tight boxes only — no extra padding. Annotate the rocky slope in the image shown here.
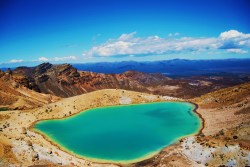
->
[1,63,248,99]
[7,63,170,98]
[193,82,250,109]
[0,70,60,110]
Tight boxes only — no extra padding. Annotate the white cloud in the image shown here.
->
[227,49,248,54]
[38,57,49,61]
[87,41,135,57]
[219,30,250,49]
[219,30,250,53]
[9,59,23,63]
[168,32,180,37]
[83,30,250,58]
[53,56,77,61]
[84,33,217,57]
[119,32,137,41]
[219,30,250,40]
[38,56,77,62]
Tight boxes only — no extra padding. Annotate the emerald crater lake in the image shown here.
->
[33,102,202,164]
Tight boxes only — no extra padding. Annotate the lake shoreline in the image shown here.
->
[190,102,205,135]
[30,101,204,165]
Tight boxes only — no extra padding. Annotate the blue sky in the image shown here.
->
[0,0,250,65]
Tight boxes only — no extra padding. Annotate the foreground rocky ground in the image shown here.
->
[0,83,250,166]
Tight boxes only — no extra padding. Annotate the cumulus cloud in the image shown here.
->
[9,59,23,63]
[83,32,217,57]
[53,56,77,61]
[219,30,250,40]
[83,30,250,57]
[219,30,250,50]
[38,56,77,62]
[226,49,248,54]
[119,32,137,40]
[39,57,49,62]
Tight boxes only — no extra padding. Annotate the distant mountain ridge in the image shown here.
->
[72,59,250,77]
[1,59,250,77]
[0,62,249,100]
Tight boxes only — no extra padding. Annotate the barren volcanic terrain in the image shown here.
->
[0,64,250,167]
[1,0,250,166]
[2,63,250,100]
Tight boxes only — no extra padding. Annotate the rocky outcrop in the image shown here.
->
[0,71,60,109]
[7,63,172,98]
[193,82,250,108]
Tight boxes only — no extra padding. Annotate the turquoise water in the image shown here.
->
[34,102,201,163]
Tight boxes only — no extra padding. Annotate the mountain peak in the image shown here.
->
[35,63,53,75]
